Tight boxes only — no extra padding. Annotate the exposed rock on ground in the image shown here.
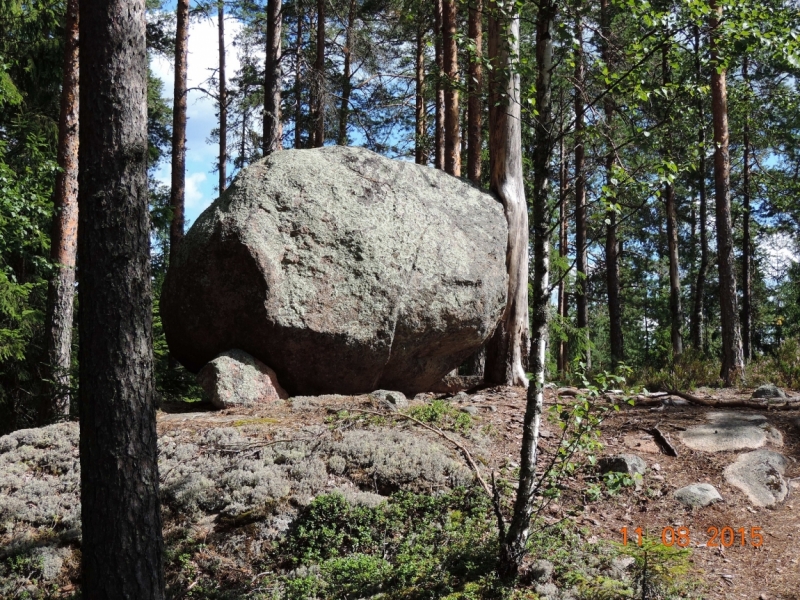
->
[197,349,288,408]
[598,454,647,476]
[678,411,782,452]
[674,483,723,508]
[162,146,508,395]
[369,389,408,411]
[723,449,790,507]
[751,384,787,400]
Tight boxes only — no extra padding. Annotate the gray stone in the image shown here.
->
[197,349,288,409]
[371,389,408,411]
[751,384,787,400]
[161,146,508,396]
[679,411,772,452]
[724,449,789,507]
[530,559,554,582]
[674,483,723,508]
[452,391,470,403]
[460,405,478,416]
[598,454,647,476]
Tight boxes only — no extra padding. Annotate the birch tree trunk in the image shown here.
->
[557,110,568,377]
[742,57,752,362]
[484,0,529,389]
[442,0,460,176]
[78,0,165,595]
[498,0,555,579]
[218,1,227,192]
[709,0,744,384]
[467,0,482,183]
[263,0,282,155]
[41,0,79,424]
[573,4,589,369]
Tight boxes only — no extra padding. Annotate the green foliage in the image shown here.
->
[406,400,473,434]
[745,337,800,390]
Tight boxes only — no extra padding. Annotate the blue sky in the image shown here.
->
[150,13,251,226]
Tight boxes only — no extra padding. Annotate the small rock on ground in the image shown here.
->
[751,384,787,400]
[370,389,408,410]
[197,349,288,409]
[598,454,647,476]
[723,449,789,507]
[674,483,723,508]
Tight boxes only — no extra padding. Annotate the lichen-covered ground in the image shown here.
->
[1,387,797,599]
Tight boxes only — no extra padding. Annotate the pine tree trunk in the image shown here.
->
[484,0,529,389]
[690,26,708,352]
[415,19,427,164]
[294,8,303,149]
[709,0,744,385]
[497,0,555,579]
[442,0,460,176]
[434,0,445,170]
[467,0,483,183]
[338,0,355,146]
[313,0,325,147]
[601,0,622,365]
[263,0,283,155]
[78,0,165,596]
[42,0,79,424]
[218,1,227,192]
[170,0,189,267]
[573,4,589,369]
[742,57,752,362]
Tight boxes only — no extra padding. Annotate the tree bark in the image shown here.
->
[557,104,568,377]
[467,0,482,183]
[218,1,227,192]
[414,19,426,164]
[170,0,189,267]
[338,0,355,146]
[497,0,555,579]
[263,0,283,155]
[690,25,708,352]
[434,0,445,170]
[41,0,79,424]
[313,0,325,147]
[741,57,752,361]
[662,40,683,359]
[442,0,460,176]
[78,0,165,596]
[601,0,622,365]
[484,0,529,389]
[294,7,304,149]
[573,4,589,369]
[709,0,744,385]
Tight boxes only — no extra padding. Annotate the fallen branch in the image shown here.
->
[668,389,800,410]
[348,407,492,497]
[649,425,679,457]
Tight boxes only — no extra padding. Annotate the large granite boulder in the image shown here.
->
[161,146,508,395]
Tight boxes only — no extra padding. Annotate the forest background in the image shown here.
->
[2,0,800,435]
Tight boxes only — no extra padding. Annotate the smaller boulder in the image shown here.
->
[460,405,479,416]
[723,449,789,507]
[370,390,408,411]
[599,454,647,476]
[674,483,722,508]
[198,349,288,409]
[751,384,787,400]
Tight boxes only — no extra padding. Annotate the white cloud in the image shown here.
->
[185,171,208,209]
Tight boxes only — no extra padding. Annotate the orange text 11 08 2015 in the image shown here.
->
[619,526,763,548]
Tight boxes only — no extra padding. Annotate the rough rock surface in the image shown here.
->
[751,384,787,400]
[370,389,408,411]
[723,449,789,507]
[678,411,781,452]
[674,483,723,508]
[198,349,288,409]
[161,146,508,395]
[598,454,647,476]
